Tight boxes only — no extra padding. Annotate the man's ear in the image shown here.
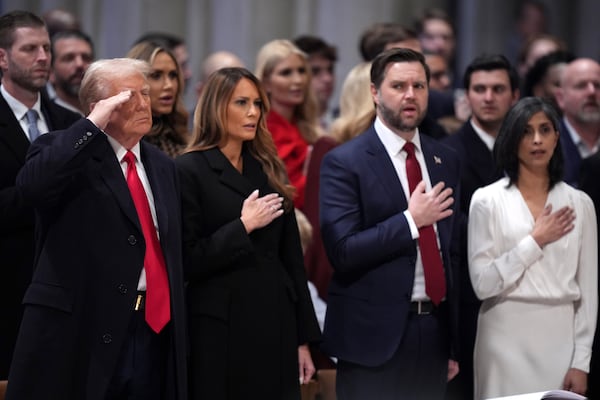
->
[370,82,379,106]
[0,48,8,71]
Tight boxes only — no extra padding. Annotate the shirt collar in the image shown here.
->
[374,115,422,156]
[469,119,495,151]
[1,84,42,121]
[105,133,142,164]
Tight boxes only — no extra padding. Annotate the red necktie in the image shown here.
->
[123,151,171,333]
[403,142,446,305]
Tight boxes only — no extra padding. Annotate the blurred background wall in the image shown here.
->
[5,0,600,110]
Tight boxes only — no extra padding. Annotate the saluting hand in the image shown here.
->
[87,90,133,130]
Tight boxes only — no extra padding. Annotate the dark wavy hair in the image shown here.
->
[493,97,563,189]
[370,47,430,89]
[186,67,295,210]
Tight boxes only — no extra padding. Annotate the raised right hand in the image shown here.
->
[240,189,284,233]
[87,90,133,130]
[408,181,454,228]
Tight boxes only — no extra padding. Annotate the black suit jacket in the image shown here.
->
[0,92,81,378]
[6,119,187,400]
[319,126,461,367]
[559,118,584,187]
[579,152,600,399]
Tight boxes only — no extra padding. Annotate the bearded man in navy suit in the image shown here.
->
[319,48,461,400]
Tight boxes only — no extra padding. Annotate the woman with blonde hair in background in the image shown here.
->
[255,39,322,210]
[127,41,189,157]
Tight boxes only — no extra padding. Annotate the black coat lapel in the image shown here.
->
[97,142,141,232]
[0,94,30,163]
[204,147,255,197]
[141,143,171,239]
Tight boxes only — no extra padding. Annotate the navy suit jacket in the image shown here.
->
[7,119,187,400]
[319,125,461,367]
[559,118,583,187]
[0,91,81,378]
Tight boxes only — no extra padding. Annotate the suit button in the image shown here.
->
[74,143,79,149]
[128,235,137,245]
[117,284,128,294]
[78,138,84,145]
[86,131,93,137]
[102,333,112,344]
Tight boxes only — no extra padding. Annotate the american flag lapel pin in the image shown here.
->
[434,155,442,164]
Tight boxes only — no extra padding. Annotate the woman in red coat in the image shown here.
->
[255,39,321,210]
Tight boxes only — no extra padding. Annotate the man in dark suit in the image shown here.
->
[319,48,460,400]
[0,10,81,379]
[555,58,600,187]
[6,58,187,400]
[443,53,519,400]
[580,151,600,400]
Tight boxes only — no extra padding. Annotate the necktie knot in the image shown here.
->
[123,150,136,166]
[25,109,41,142]
[403,141,416,158]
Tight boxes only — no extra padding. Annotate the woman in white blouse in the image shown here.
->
[468,97,597,399]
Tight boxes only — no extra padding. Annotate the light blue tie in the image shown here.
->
[25,109,41,142]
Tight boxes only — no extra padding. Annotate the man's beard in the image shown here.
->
[378,101,425,132]
[57,78,81,98]
[577,103,600,124]
[8,61,48,92]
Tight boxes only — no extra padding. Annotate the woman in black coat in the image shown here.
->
[176,67,321,400]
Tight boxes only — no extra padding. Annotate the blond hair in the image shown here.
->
[330,62,375,143]
[255,39,321,144]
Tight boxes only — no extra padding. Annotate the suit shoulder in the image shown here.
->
[326,127,374,158]
[422,134,459,161]
[175,150,210,171]
[143,141,174,163]
[42,98,82,126]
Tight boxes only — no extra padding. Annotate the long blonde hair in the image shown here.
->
[255,39,320,144]
[186,67,295,210]
[330,62,375,143]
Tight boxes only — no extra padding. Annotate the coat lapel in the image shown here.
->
[363,128,408,211]
[421,137,451,249]
[141,143,171,239]
[204,147,255,197]
[0,94,30,164]
[463,125,497,183]
[97,142,141,233]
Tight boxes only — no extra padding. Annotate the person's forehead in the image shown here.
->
[54,37,92,52]
[470,69,510,84]
[424,18,453,34]
[383,61,426,79]
[12,26,49,44]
